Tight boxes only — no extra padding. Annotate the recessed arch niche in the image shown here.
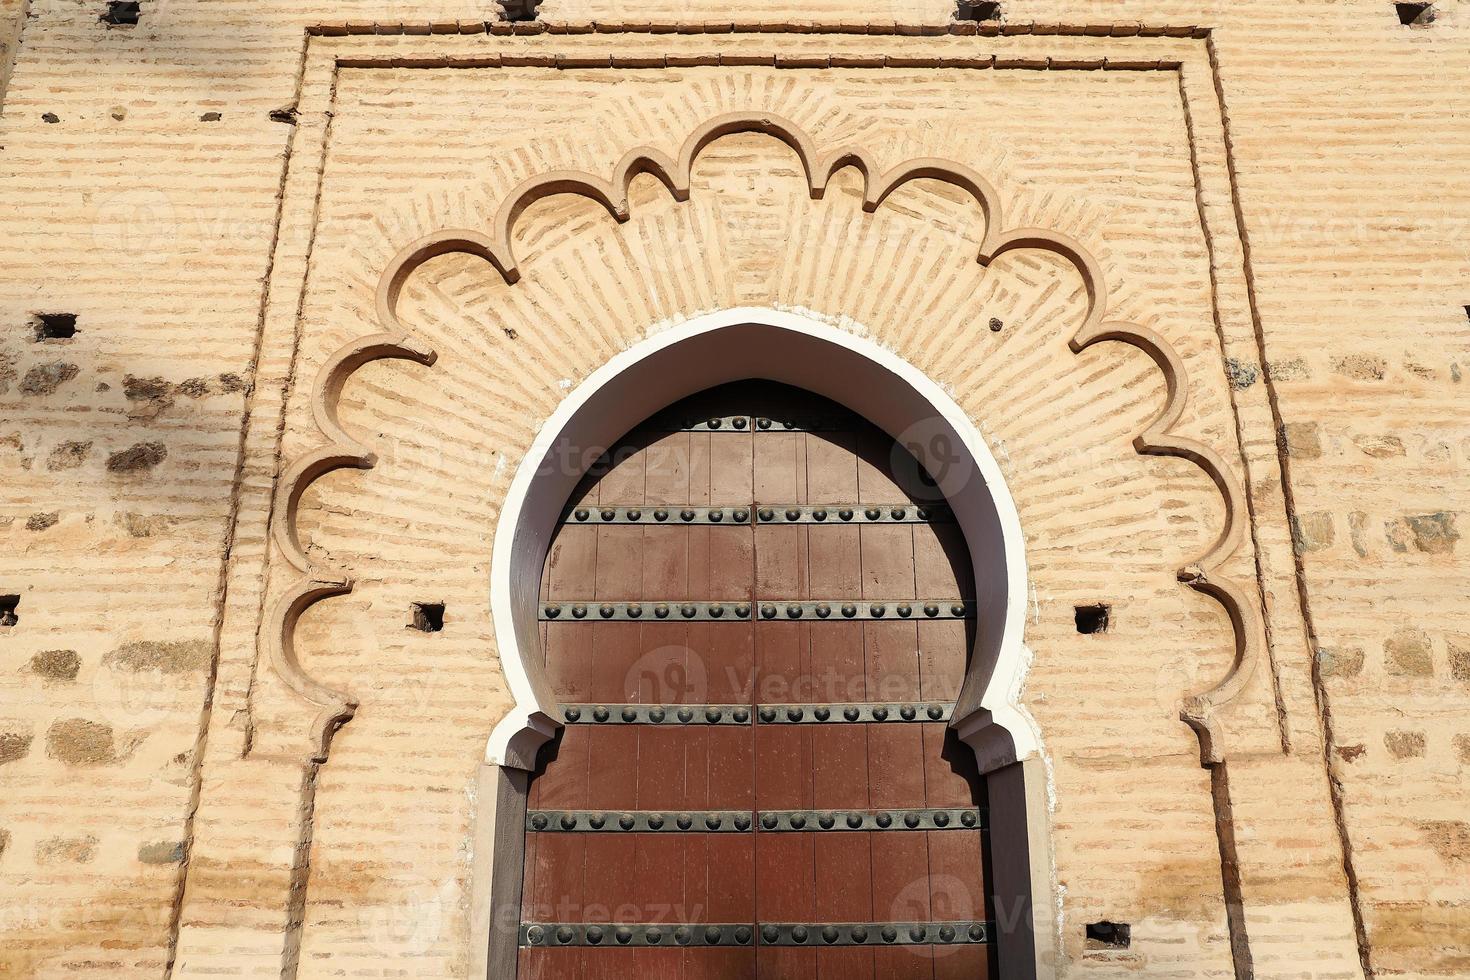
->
[472,306,1053,980]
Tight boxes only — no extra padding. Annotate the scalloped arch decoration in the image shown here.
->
[264,332,436,760]
[273,110,1262,768]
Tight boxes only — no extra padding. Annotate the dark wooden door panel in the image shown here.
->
[523,383,996,979]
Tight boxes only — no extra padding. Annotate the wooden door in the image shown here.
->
[520,382,995,979]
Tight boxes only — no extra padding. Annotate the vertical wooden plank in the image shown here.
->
[633,947,685,980]
[701,833,756,923]
[865,622,921,705]
[853,427,906,504]
[753,422,809,980]
[690,832,756,976]
[632,822,687,977]
[709,527,756,602]
[535,726,591,810]
[912,522,971,600]
[865,509,930,980]
[547,523,599,599]
[597,438,648,505]
[694,417,755,980]
[814,830,876,980]
[758,423,817,980]
[637,622,699,706]
[868,720,926,812]
[583,693,638,925]
[584,559,639,972]
[580,828,635,922]
[861,523,918,708]
[928,826,991,980]
[644,527,689,619]
[544,624,594,705]
[520,947,584,980]
[686,948,756,980]
[545,520,600,701]
[806,427,864,708]
[861,426,934,980]
[646,433,692,714]
[637,727,688,811]
[920,724,982,810]
[755,623,811,810]
[871,832,934,980]
[534,831,586,925]
[583,946,637,979]
[754,429,803,504]
[704,622,754,704]
[688,430,712,505]
[595,525,645,600]
[756,832,816,979]
[754,522,807,607]
[709,428,754,503]
[916,621,967,704]
[804,430,859,502]
[927,830,986,921]
[586,621,640,704]
[860,525,916,600]
[931,945,990,980]
[708,724,755,811]
[809,621,866,705]
[645,430,692,505]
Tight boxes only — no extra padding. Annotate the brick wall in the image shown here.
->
[0,1,1465,978]
[0,1,26,111]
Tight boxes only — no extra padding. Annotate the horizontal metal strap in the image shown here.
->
[753,504,952,525]
[758,701,954,724]
[528,810,752,833]
[526,807,986,834]
[519,920,993,948]
[558,702,955,726]
[649,414,853,433]
[561,703,751,725]
[521,922,753,947]
[565,505,751,525]
[540,600,973,622]
[758,808,984,832]
[560,504,951,525]
[758,921,991,947]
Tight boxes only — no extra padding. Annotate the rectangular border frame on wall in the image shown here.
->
[280,22,1314,760]
[171,21,1361,980]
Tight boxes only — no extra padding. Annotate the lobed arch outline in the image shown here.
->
[258,110,1270,975]
[265,332,437,760]
[259,109,1258,767]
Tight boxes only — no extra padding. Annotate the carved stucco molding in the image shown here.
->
[274,110,1260,767]
[264,332,437,761]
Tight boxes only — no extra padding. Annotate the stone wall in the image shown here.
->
[0,1,1465,979]
[0,1,25,106]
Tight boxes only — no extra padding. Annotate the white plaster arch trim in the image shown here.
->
[484,306,1040,774]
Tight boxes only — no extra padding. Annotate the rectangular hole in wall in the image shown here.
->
[500,0,540,22]
[1075,603,1110,634]
[957,1,1003,20]
[1086,921,1131,949]
[101,1,141,25]
[0,595,18,628]
[410,602,445,633]
[33,313,78,341]
[1394,2,1435,25]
